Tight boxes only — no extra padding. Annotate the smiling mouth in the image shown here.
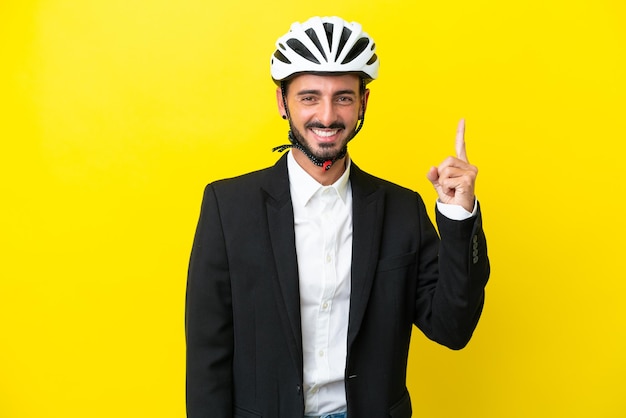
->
[311,128,340,138]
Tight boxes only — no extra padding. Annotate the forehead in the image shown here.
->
[287,73,361,94]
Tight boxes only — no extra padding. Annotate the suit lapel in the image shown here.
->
[347,164,385,350]
[262,154,304,377]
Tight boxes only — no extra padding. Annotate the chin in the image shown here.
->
[313,147,342,159]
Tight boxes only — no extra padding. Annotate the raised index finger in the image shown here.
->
[455,118,468,163]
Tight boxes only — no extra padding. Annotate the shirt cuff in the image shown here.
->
[436,198,478,221]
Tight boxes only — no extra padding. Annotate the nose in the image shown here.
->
[317,98,337,126]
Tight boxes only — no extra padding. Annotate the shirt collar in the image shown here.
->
[287,151,351,207]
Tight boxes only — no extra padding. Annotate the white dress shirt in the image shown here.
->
[287,151,476,415]
[288,151,353,415]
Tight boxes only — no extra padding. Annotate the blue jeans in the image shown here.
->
[304,413,347,418]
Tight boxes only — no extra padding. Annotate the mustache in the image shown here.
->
[305,121,345,130]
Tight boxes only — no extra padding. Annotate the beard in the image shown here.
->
[289,121,352,162]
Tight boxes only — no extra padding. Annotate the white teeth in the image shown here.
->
[312,129,339,137]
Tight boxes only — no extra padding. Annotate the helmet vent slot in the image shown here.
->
[273,50,291,64]
[304,28,328,61]
[342,37,369,64]
[336,27,351,58]
[286,38,321,64]
[323,23,334,50]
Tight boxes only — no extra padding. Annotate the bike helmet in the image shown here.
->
[270,16,379,84]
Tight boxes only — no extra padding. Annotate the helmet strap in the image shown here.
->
[272,131,348,171]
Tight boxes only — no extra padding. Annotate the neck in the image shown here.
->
[292,149,347,186]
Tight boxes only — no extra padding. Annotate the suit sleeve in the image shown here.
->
[185,184,234,417]
[414,197,490,350]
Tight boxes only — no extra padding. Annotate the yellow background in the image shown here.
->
[1,0,625,417]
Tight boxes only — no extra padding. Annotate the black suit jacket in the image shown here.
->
[186,154,490,418]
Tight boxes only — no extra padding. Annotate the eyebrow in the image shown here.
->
[295,89,357,96]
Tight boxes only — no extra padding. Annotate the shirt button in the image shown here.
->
[322,302,329,310]
[319,350,324,357]
[326,254,332,263]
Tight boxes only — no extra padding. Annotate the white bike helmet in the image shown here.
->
[270,16,379,84]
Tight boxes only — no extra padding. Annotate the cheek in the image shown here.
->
[291,110,316,126]
[340,106,360,119]
[339,111,359,127]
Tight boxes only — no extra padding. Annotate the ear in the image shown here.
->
[276,87,287,119]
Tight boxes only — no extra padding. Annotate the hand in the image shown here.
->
[426,119,478,213]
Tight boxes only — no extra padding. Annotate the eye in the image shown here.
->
[336,96,354,104]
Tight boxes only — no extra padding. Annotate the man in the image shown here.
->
[186,16,490,418]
